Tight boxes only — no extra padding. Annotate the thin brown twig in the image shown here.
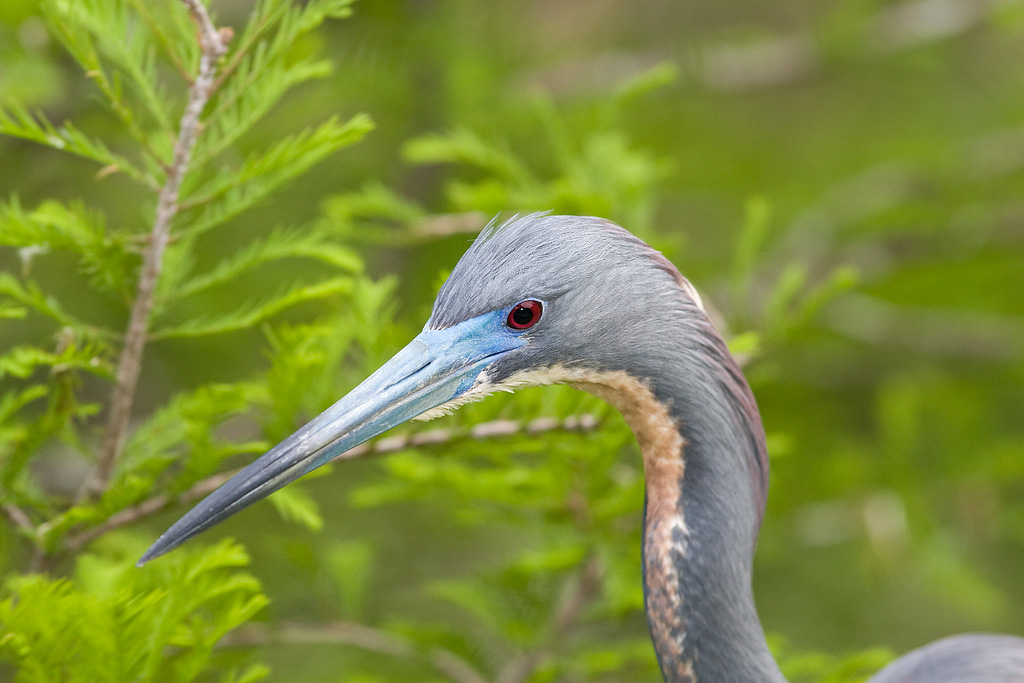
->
[410,212,489,239]
[2,503,35,534]
[430,649,491,683]
[65,469,236,554]
[219,621,489,683]
[86,0,229,499]
[220,620,413,656]
[63,414,603,553]
[209,11,273,93]
[495,554,604,683]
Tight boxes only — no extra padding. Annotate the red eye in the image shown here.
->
[507,300,543,330]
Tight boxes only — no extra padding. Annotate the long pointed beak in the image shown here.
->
[138,311,521,565]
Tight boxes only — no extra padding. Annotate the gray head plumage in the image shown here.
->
[428,213,769,534]
[430,213,700,377]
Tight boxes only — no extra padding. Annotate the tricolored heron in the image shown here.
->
[141,214,1024,682]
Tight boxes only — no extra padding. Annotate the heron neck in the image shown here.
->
[578,359,784,683]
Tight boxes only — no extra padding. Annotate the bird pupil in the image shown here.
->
[512,306,533,325]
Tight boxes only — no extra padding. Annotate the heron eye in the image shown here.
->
[507,300,542,330]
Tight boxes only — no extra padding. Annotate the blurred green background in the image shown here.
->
[2,0,1024,681]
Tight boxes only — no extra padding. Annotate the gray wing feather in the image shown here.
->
[870,634,1024,683]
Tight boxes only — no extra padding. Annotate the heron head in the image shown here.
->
[139,214,701,564]
[424,213,703,401]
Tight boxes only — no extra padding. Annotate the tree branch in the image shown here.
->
[64,413,603,552]
[220,621,489,683]
[65,469,236,554]
[1,503,35,535]
[411,212,489,239]
[495,554,603,683]
[86,0,229,498]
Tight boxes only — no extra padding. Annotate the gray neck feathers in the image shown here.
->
[431,214,785,681]
[617,308,784,683]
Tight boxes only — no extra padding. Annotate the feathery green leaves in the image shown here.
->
[0,198,138,300]
[0,103,149,184]
[152,277,354,340]
[0,274,111,342]
[45,0,175,134]
[1,1,370,680]
[0,541,269,683]
[181,115,374,238]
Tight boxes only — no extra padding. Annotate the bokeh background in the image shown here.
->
[2,0,1024,681]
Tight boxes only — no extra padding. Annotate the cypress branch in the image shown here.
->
[64,413,603,553]
[87,0,230,498]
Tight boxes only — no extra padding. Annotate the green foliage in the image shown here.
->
[0,103,148,184]
[191,0,358,166]
[0,198,136,301]
[401,72,672,237]
[3,1,1024,682]
[773,635,894,683]
[0,0,371,680]
[323,539,373,619]
[0,540,269,683]
[181,114,374,239]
